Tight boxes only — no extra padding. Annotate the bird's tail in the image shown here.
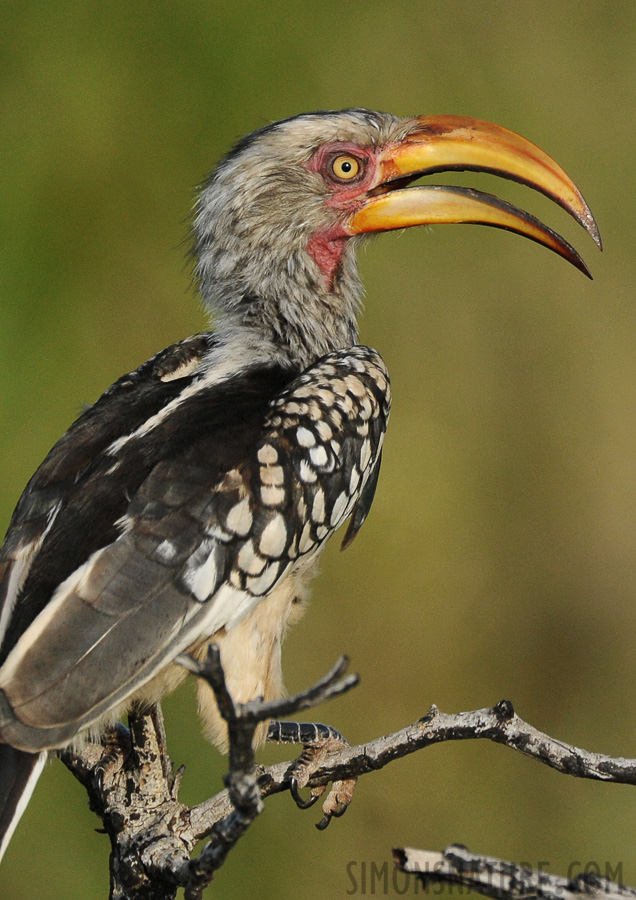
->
[0,745,46,863]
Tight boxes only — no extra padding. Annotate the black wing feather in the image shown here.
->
[0,334,214,663]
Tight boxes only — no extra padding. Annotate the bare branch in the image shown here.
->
[248,699,636,791]
[61,705,190,900]
[60,653,359,899]
[61,687,636,898]
[177,649,358,726]
[394,845,636,900]
[186,698,636,846]
[179,647,359,897]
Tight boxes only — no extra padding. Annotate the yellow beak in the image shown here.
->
[347,116,601,277]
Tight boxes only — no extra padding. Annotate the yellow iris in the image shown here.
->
[331,155,361,180]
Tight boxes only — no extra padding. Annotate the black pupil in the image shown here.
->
[341,160,352,173]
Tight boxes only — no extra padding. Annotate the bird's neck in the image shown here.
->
[200,245,364,372]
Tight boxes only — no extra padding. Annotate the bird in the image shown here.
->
[0,109,600,862]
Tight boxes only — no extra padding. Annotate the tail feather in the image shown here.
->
[0,745,46,864]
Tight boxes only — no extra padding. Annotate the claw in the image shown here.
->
[315,777,357,830]
[330,800,349,818]
[316,800,350,831]
[277,721,358,828]
[289,775,323,809]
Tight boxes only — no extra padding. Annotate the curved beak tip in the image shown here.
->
[586,213,603,251]
[352,114,602,276]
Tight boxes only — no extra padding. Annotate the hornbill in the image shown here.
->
[0,110,600,861]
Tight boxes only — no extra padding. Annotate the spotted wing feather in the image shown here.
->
[0,346,390,752]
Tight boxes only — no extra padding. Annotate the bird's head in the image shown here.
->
[194,109,600,369]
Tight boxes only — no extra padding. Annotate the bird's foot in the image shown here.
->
[268,721,357,829]
[94,722,132,791]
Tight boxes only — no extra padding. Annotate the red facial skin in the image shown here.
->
[306,141,380,289]
[303,118,601,290]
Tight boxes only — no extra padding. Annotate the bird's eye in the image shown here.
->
[331,154,362,181]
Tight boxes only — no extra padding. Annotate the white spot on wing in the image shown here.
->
[285,401,308,415]
[331,378,346,396]
[260,465,284,486]
[345,375,366,398]
[259,515,287,558]
[335,393,354,414]
[156,540,178,562]
[345,356,366,374]
[296,427,315,448]
[185,548,219,601]
[315,420,333,441]
[298,521,314,553]
[299,461,317,483]
[238,542,266,575]
[360,438,372,470]
[159,356,201,382]
[331,492,349,526]
[312,489,325,523]
[316,388,335,407]
[258,444,278,464]
[226,498,253,536]
[359,397,373,420]
[260,484,286,506]
[292,385,314,399]
[229,569,242,588]
[372,370,387,391]
[309,445,328,468]
[246,561,280,595]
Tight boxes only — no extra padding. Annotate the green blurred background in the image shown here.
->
[1,1,635,897]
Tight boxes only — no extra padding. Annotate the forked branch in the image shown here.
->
[60,661,636,900]
[175,647,357,898]
[60,650,358,900]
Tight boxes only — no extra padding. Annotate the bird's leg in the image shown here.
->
[95,721,132,790]
[266,720,357,829]
[181,649,359,826]
[94,703,165,791]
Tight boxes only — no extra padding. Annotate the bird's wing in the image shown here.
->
[0,345,390,752]
[0,333,214,663]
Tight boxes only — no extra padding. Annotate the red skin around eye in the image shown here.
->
[306,141,378,203]
[306,142,379,288]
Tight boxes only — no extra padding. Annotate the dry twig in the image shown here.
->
[394,845,636,900]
